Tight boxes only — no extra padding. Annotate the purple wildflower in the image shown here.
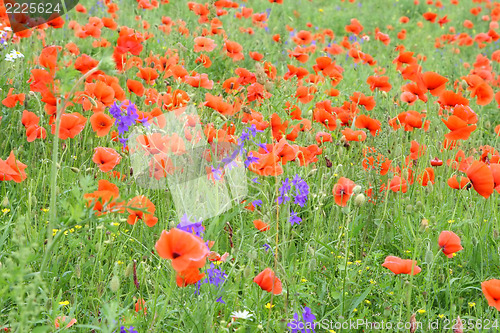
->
[289,210,302,226]
[288,307,316,333]
[252,199,262,207]
[177,214,204,237]
[245,152,259,168]
[277,178,291,205]
[120,326,138,333]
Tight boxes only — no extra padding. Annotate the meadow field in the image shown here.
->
[0,0,500,331]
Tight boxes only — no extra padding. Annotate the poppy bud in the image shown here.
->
[352,185,362,194]
[168,221,176,229]
[453,316,463,333]
[421,218,429,230]
[308,258,316,270]
[74,264,81,279]
[394,146,402,156]
[70,167,80,173]
[1,196,8,207]
[409,313,417,333]
[110,275,120,292]
[247,251,257,260]
[425,249,433,264]
[336,118,342,128]
[484,121,491,129]
[354,193,365,206]
[415,201,423,209]
[264,81,274,92]
[125,263,133,277]
[243,265,252,278]
[494,229,499,239]
[406,204,413,212]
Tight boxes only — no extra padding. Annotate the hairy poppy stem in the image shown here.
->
[43,65,101,275]
[133,260,140,290]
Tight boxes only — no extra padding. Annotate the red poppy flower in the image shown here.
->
[332,177,356,207]
[155,228,209,272]
[54,317,77,329]
[127,79,145,96]
[51,112,87,140]
[92,147,121,172]
[223,40,244,61]
[430,157,443,166]
[447,175,470,190]
[422,71,448,96]
[438,231,463,258]
[419,167,435,186]
[465,160,494,198]
[90,112,114,137]
[342,128,367,142]
[345,18,364,35]
[83,179,124,215]
[126,195,158,227]
[482,279,500,311]
[194,37,217,52]
[135,298,146,314]
[315,132,332,145]
[0,151,28,183]
[176,266,205,287]
[2,88,25,108]
[253,268,282,294]
[382,256,421,275]
[366,76,392,92]
[355,115,381,136]
[389,176,408,193]
[491,164,500,194]
[253,219,270,231]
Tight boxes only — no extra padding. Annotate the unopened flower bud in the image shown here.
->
[110,275,120,292]
[352,185,362,194]
[354,193,366,206]
[243,265,252,278]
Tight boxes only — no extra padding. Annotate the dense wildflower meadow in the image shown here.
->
[1,0,500,331]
